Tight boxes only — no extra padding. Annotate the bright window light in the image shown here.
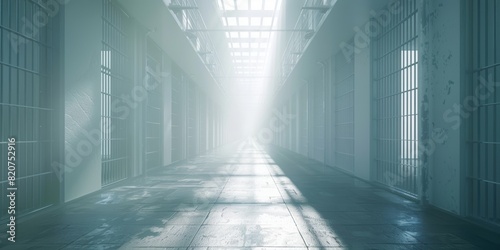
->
[242,52,249,56]
[232,43,240,48]
[261,32,270,38]
[264,0,276,10]
[223,0,235,10]
[250,17,261,26]
[239,17,249,26]
[236,0,249,10]
[234,52,241,56]
[262,17,272,26]
[250,32,260,38]
[241,43,249,48]
[251,51,258,56]
[227,17,237,26]
[251,0,263,10]
[250,43,259,48]
[222,18,227,26]
[260,43,267,48]
[230,32,239,38]
[259,52,266,56]
[240,32,249,38]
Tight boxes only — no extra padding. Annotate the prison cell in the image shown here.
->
[0,0,60,219]
[145,39,164,170]
[313,73,325,162]
[299,82,309,156]
[197,91,207,153]
[187,80,197,158]
[101,0,132,186]
[307,80,315,158]
[334,49,355,173]
[171,63,184,162]
[468,0,500,227]
[290,93,298,153]
[372,0,419,196]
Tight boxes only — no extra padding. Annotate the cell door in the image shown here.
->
[171,64,184,162]
[334,49,355,174]
[372,0,419,196]
[0,0,61,219]
[187,80,197,158]
[145,39,163,170]
[467,0,500,227]
[101,0,132,186]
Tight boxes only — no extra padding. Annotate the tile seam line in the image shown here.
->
[186,159,232,248]
[264,148,309,249]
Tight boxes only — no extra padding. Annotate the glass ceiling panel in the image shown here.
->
[251,0,263,10]
[250,17,261,26]
[236,0,249,10]
[217,0,281,105]
[222,0,235,10]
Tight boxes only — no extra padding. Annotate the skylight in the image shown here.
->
[218,0,278,77]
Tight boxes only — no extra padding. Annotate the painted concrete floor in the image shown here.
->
[1,141,499,249]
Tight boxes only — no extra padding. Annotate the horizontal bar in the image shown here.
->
[187,28,313,32]
[467,177,500,185]
[0,103,53,111]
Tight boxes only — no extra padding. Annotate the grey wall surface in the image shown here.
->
[419,0,463,214]
[63,0,102,202]
[271,0,467,218]
[353,43,371,181]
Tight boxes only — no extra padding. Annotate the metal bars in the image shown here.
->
[298,83,308,155]
[171,63,184,162]
[372,0,419,196]
[0,0,59,219]
[187,80,197,158]
[468,0,500,227]
[145,39,163,170]
[101,0,132,186]
[334,49,354,173]
[281,0,335,82]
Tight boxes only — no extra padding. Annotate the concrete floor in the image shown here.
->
[1,141,499,249]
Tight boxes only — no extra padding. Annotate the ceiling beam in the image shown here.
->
[221,10,275,17]
[187,28,312,32]
[226,37,269,43]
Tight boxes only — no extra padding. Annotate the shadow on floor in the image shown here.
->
[0,140,499,249]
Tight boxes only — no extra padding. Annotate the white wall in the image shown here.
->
[63,0,102,202]
[353,43,371,180]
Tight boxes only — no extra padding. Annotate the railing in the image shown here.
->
[280,0,336,85]
[167,0,225,92]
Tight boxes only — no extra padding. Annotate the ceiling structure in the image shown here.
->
[118,0,396,107]
[215,0,282,107]
[218,0,278,76]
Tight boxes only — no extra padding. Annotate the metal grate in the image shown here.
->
[372,0,419,196]
[0,0,60,219]
[312,74,325,162]
[187,80,197,158]
[101,0,132,186]
[171,63,184,162]
[145,39,163,169]
[299,83,308,155]
[334,49,355,173]
[290,93,298,152]
[198,91,207,153]
[467,0,500,227]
